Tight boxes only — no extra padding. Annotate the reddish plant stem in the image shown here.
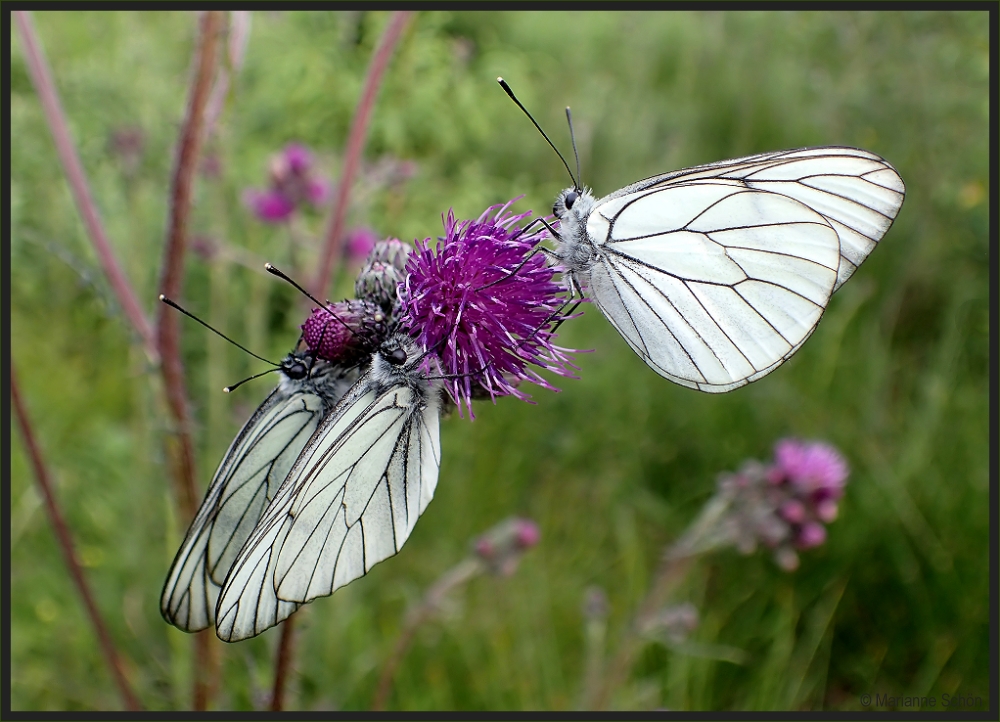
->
[312,10,414,298]
[191,630,220,712]
[11,364,142,712]
[154,11,225,711]
[13,11,157,363]
[203,11,252,144]
[270,616,296,711]
[156,9,223,524]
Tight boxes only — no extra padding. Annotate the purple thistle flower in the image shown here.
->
[243,189,297,223]
[282,143,312,174]
[764,439,849,562]
[397,199,578,418]
[300,299,387,365]
[244,142,331,224]
[773,438,849,494]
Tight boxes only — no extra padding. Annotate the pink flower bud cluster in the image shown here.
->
[717,439,849,571]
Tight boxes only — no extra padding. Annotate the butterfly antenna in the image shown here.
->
[566,107,582,189]
[224,367,282,393]
[264,263,360,339]
[159,295,277,366]
[497,77,578,189]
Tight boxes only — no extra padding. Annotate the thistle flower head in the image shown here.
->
[772,438,849,497]
[768,439,848,552]
[300,299,387,366]
[397,199,577,418]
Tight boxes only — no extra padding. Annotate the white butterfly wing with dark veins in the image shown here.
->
[584,147,904,392]
[161,382,332,632]
[604,147,906,291]
[215,368,441,642]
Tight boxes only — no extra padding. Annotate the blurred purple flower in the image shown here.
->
[770,438,848,539]
[306,178,331,205]
[244,142,331,224]
[676,439,850,571]
[397,199,578,418]
[772,438,849,493]
[472,516,541,576]
[283,143,312,173]
[514,517,541,548]
[796,521,827,550]
[345,226,379,264]
[243,189,296,223]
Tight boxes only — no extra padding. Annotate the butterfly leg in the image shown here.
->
[544,275,585,335]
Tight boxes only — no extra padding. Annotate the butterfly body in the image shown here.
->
[215,334,442,642]
[160,349,362,632]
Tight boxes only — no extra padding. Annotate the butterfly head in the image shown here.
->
[553,185,596,225]
[280,350,311,381]
[371,333,441,404]
[551,186,598,272]
[373,334,423,376]
[277,347,350,397]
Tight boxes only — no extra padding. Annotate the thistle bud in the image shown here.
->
[355,238,413,316]
[471,516,540,576]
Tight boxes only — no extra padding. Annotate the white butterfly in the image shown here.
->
[160,347,362,632]
[215,334,442,642]
[552,146,905,392]
[499,79,905,392]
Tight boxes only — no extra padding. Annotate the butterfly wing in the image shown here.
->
[160,363,357,632]
[605,147,906,291]
[215,370,441,642]
[583,147,904,391]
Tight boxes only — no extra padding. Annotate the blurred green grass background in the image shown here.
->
[9,10,989,711]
